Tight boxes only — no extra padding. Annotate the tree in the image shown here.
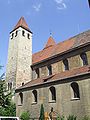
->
[0,65,16,116]
[0,79,11,108]
[39,104,45,120]
[20,111,30,120]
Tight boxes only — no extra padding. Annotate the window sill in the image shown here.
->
[31,102,37,105]
[49,100,56,103]
[71,98,80,101]
[18,104,23,106]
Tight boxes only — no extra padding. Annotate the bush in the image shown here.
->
[56,115,65,120]
[80,116,90,120]
[0,103,16,116]
[39,104,44,120]
[67,115,77,120]
[20,111,30,120]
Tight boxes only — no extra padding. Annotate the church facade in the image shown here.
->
[6,17,90,118]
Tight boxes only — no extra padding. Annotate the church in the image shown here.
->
[6,17,90,118]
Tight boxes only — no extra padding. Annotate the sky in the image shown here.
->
[0,0,90,74]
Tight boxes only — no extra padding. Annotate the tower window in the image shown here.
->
[8,82,12,90]
[32,90,37,103]
[22,30,25,36]
[15,31,18,37]
[63,59,69,70]
[71,82,80,99]
[80,53,88,66]
[47,65,52,75]
[27,33,30,39]
[11,33,14,39]
[49,86,56,102]
[35,68,40,78]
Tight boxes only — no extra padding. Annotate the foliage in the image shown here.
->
[0,65,16,116]
[0,103,16,116]
[20,111,30,120]
[67,115,77,120]
[0,80,12,108]
[39,104,44,120]
[57,116,65,120]
[80,116,90,120]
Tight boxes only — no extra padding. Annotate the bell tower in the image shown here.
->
[6,17,32,90]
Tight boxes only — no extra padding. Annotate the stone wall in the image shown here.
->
[6,27,32,89]
[16,75,90,118]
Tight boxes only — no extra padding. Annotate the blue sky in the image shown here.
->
[0,0,90,74]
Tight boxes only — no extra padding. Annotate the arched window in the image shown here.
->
[15,30,18,37]
[22,30,25,36]
[32,90,37,103]
[63,59,69,70]
[35,68,40,78]
[71,82,80,99]
[18,92,23,105]
[27,33,30,39]
[49,86,56,102]
[80,53,88,66]
[11,33,14,39]
[47,65,52,75]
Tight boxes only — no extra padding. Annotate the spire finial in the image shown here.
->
[49,29,53,37]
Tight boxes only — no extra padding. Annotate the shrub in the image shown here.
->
[80,116,90,120]
[56,115,65,120]
[0,103,16,116]
[39,104,44,120]
[67,115,77,120]
[20,111,30,120]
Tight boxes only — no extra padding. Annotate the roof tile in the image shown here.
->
[16,65,90,90]
[13,17,31,32]
[32,30,90,64]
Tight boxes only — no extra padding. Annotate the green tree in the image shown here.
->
[20,111,30,120]
[0,79,11,108]
[0,65,16,116]
[39,104,44,120]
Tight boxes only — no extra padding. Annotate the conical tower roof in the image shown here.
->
[44,36,56,49]
[11,17,32,33]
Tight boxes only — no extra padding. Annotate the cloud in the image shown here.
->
[57,3,67,9]
[54,0,67,10]
[54,0,63,4]
[33,3,42,12]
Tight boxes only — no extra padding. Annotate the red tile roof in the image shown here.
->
[32,30,90,64]
[16,65,90,91]
[12,17,32,32]
[44,36,56,49]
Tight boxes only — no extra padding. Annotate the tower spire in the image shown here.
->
[11,16,32,33]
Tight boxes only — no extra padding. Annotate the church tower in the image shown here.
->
[6,17,32,90]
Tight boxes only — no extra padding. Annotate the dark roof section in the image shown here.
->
[16,65,90,91]
[10,17,32,33]
[32,30,90,64]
